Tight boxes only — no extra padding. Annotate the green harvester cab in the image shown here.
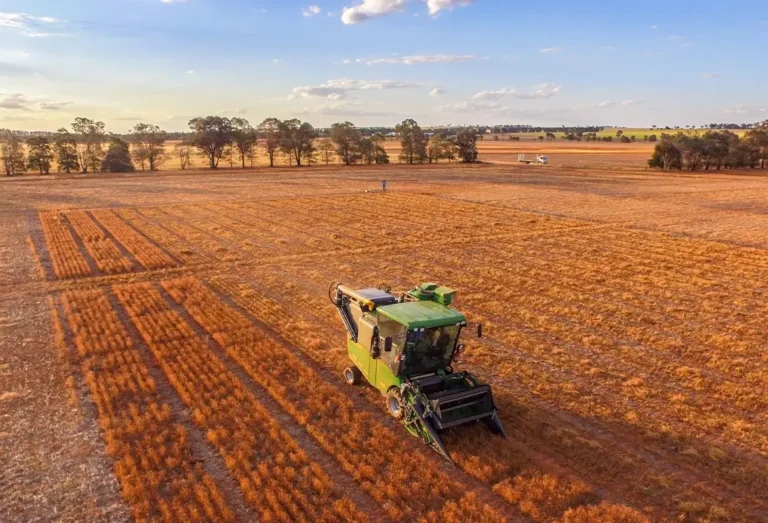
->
[331,282,505,461]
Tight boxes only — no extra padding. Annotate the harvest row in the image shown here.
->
[112,282,360,522]
[60,288,235,522]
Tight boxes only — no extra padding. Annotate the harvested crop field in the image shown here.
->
[2,162,768,522]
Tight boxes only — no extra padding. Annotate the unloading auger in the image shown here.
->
[330,282,506,462]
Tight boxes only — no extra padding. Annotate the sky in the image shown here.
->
[0,0,766,131]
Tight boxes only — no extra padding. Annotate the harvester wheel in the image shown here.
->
[386,388,405,420]
[343,366,362,385]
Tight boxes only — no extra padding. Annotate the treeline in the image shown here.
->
[0,117,480,176]
[648,123,768,171]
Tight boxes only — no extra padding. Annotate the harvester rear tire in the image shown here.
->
[386,388,405,420]
[343,366,362,385]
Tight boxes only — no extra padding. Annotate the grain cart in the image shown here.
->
[330,282,506,461]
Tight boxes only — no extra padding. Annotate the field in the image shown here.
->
[2,157,768,522]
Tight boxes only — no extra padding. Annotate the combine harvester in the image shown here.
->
[331,282,506,461]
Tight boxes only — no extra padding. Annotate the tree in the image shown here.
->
[330,122,362,165]
[258,118,281,168]
[428,133,456,163]
[371,134,389,164]
[188,116,233,169]
[54,129,80,173]
[129,123,166,171]
[0,130,26,176]
[26,136,53,175]
[174,140,193,170]
[230,117,258,168]
[101,136,135,173]
[71,117,106,173]
[396,119,427,164]
[317,139,335,165]
[279,119,315,167]
[456,129,478,163]
[745,124,768,168]
[302,140,318,166]
[648,140,682,171]
[359,138,374,165]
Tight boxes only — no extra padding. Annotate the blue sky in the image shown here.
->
[0,0,766,131]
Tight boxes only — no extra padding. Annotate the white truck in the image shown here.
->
[517,154,549,165]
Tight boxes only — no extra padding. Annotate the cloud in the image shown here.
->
[298,101,391,117]
[426,0,476,16]
[186,69,195,74]
[0,93,29,110]
[724,105,767,116]
[621,99,644,106]
[539,47,562,53]
[516,83,562,99]
[38,101,72,111]
[700,73,719,79]
[159,0,189,3]
[650,24,658,29]
[272,58,284,63]
[438,100,501,113]
[302,5,322,17]
[429,88,446,96]
[471,83,562,101]
[291,78,420,99]
[345,54,480,65]
[403,54,478,64]
[342,0,407,24]
[0,12,65,37]
[472,87,515,101]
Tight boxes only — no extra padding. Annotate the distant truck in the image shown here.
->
[517,154,549,165]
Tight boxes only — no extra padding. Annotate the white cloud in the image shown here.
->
[342,0,407,24]
[700,73,719,79]
[272,58,284,63]
[650,24,658,29]
[438,100,501,113]
[345,54,479,65]
[291,78,420,99]
[302,5,322,17]
[539,47,562,54]
[596,101,616,108]
[472,87,515,101]
[621,99,644,106]
[471,83,562,101]
[297,101,391,117]
[159,0,189,3]
[403,54,478,64]
[429,88,446,96]
[426,0,476,16]
[38,101,72,111]
[0,93,29,110]
[0,12,64,37]
[186,69,195,74]
[516,83,562,99]
[724,105,766,116]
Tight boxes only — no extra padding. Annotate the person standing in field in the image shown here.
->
[382,179,387,192]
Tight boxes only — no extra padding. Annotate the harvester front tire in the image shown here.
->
[343,367,362,385]
[386,388,404,420]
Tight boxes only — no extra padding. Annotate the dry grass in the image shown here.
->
[16,161,768,521]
